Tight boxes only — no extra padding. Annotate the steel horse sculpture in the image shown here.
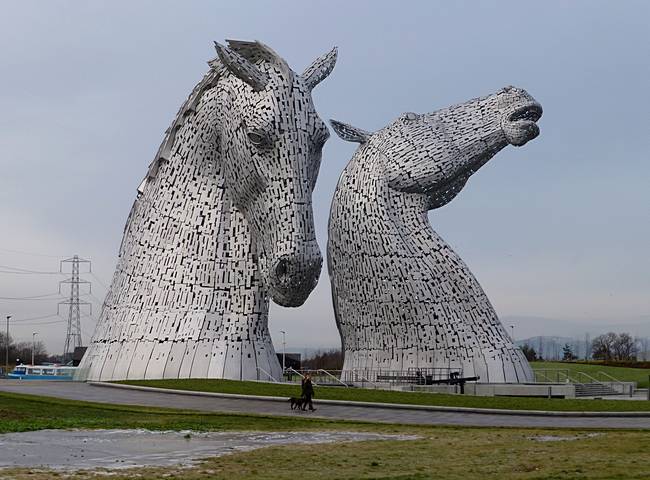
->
[328,86,542,383]
[78,40,337,381]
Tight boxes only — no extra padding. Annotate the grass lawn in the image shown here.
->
[119,378,650,412]
[0,391,358,434]
[531,361,650,388]
[0,391,649,480]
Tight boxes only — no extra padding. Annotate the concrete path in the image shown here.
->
[1,380,649,430]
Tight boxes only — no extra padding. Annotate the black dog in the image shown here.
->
[289,396,306,410]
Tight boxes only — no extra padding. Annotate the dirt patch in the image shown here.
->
[528,433,604,442]
[0,429,417,471]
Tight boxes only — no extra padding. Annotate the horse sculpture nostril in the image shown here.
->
[267,251,323,307]
[275,259,289,279]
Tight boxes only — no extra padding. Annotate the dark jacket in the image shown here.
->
[301,378,314,398]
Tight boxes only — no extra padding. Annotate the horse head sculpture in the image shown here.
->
[79,40,336,381]
[328,86,542,383]
[214,41,335,306]
[331,86,541,210]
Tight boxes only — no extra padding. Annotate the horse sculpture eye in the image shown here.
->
[247,130,269,147]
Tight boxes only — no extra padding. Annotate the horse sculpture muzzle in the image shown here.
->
[267,244,323,307]
[249,192,323,307]
[498,86,543,147]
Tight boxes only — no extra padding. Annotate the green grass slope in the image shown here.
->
[530,361,650,388]
[0,392,649,480]
[119,379,650,412]
[0,391,360,434]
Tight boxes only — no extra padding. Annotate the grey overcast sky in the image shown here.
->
[0,0,648,354]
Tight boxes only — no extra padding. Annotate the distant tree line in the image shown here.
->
[520,343,539,362]
[302,349,343,370]
[517,333,649,362]
[302,333,644,370]
[0,332,54,366]
[520,331,642,363]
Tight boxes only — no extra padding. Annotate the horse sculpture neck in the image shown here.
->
[80,71,275,382]
[329,145,533,383]
[78,39,337,383]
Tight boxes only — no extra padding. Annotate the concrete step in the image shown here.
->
[575,383,619,397]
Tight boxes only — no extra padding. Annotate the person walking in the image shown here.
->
[301,373,316,411]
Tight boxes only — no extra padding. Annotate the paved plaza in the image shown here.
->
[1,381,648,429]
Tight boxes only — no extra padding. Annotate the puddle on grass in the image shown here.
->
[0,429,418,470]
[528,433,603,443]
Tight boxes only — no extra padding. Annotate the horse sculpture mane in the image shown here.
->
[141,41,289,186]
[328,86,542,383]
[78,39,336,382]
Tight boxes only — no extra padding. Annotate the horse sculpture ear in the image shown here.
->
[214,41,269,91]
[329,119,371,144]
[302,47,338,91]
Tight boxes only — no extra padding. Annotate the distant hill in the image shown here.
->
[515,335,650,361]
[514,336,588,360]
[503,315,650,340]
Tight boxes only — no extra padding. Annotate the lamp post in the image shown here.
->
[5,315,10,375]
[280,330,286,376]
[510,325,515,343]
[32,332,38,366]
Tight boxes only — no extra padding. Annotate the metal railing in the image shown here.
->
[282,368,342,386]
[341,367,463,385]
[354,373,379,389]
[593,371,630,395]
[533,369,571,383]
[255,366,279,383]
[277,367,466,389]
[534,369,604,384]
[285,367,304,379]
[533,368,630,395]
[317,369,349,387]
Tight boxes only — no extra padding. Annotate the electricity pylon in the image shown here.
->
[59,255,92,364]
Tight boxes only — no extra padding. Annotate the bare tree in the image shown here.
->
[592,332,638,361]
[613,333,637,361]
[0,332,12,355]
[591,332,617,360]
[13,341,48,365]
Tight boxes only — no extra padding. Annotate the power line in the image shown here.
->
[0,247,62,258]
[88,272,109,291]
[0,264,64,275]
[10,314,62,323]
[17,319,66,327]
[0,270,64,275]
[13,313,95,327]
[1,255,99,358]
[82,292,105,307]
[0,297,65,302]
[0,292,64,300]
[0,264,56,272]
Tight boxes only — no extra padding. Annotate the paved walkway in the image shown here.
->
[1,380,649,429]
